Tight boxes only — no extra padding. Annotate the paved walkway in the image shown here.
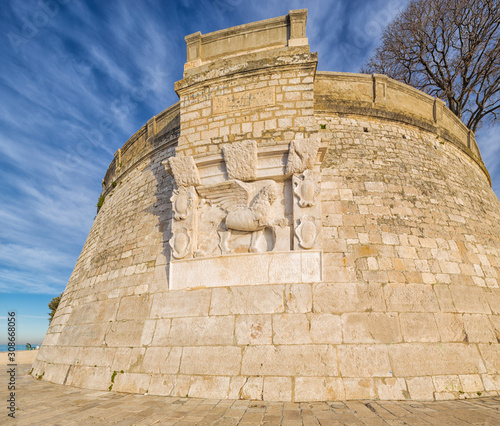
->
[2,365,500,425]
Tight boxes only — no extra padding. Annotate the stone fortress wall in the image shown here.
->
[32,10,500,402]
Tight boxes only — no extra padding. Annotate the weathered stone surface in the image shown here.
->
[210,285,284,315]
[294,377,345,402]
[151,290,211,318]
[222,140,258,181]
[313,283,385,313]
[235,314,272,345]
[273,314,312,344]
[389,344,485,376]
[241,345,338,376]
[263,376,292,401]
[342,313,401,344]
[180,346,242,375]
[309,313,342,344]
[167,155,201,187]
[338,345,392,377]
[406,376,435,400]
[399,313,440,342]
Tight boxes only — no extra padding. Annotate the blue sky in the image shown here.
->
[1,0,499,346]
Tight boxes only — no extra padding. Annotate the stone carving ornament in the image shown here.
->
[293,169,320,207]
[295,216,318,249]
[196,179,285,253]
[169,227,191,259]
[285,137,320,175]
[171,186,194,220]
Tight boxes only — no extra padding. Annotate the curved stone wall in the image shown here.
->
[32,10,500,402]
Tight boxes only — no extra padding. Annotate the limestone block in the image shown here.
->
[140,319,156,346]
[150,319,172,345]
[148,374,176,396]
[166,316,234,346]
[384,283,439,312]
[478,344,500,374]
[490,315,500,341]
[341,313,401,344]
[104,320,145,347]
[432,375,461,392]
[170,252,322,290]
[142,347,182,374]
[375,378,408,400]
[487,288,500,314]
[77,347,116,368]
[151,290,211,318]
[313,283,385,313]
[449,285,491,314]
[42,363,71,385]
[235,315,272,345]
[294,377,345,402]
[116,294,152,321]
[462,314,496,343]
[66,365,111,391]
[180,346,242,375]
[228,376,248,399]
[210,285,284,315]
[188,376,231,399]
[433,284,457,312]
[434,313,466,342]
[481,374,500,391]
[285,284,312,313]
[309,314,342,344]
[406,377,435,401]
[343,378,377,400]
[113,372,150,393]
[222,140,257,181]
[238,376,264,400]
[58,323,108,347]
[39,345,79,365]
[112,347,145,372]
[241,345,338,376]
[167,156,201,187]
[338,345,392,377]
[399,313,440,342]
[459,374,484,392]
[272,314,312,344]
[39,331,60,346]
[171,375,192,397]
[263,376,292,401]
[66,298,119,325]
[389,344,485,376]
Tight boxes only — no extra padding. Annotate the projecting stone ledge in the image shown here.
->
[169,250,322,290]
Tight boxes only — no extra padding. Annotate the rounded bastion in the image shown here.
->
[33,10,500,402]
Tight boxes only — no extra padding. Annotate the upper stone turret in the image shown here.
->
[182,9,309,75]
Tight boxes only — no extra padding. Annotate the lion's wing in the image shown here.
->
[196,180,250,212]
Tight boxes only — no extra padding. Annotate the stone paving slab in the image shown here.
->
[2,365,500,425]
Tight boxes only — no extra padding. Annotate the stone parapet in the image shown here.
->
[315,72,489,183]
[183,9,308,74]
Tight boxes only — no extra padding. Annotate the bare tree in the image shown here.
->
[362,0,500,132]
